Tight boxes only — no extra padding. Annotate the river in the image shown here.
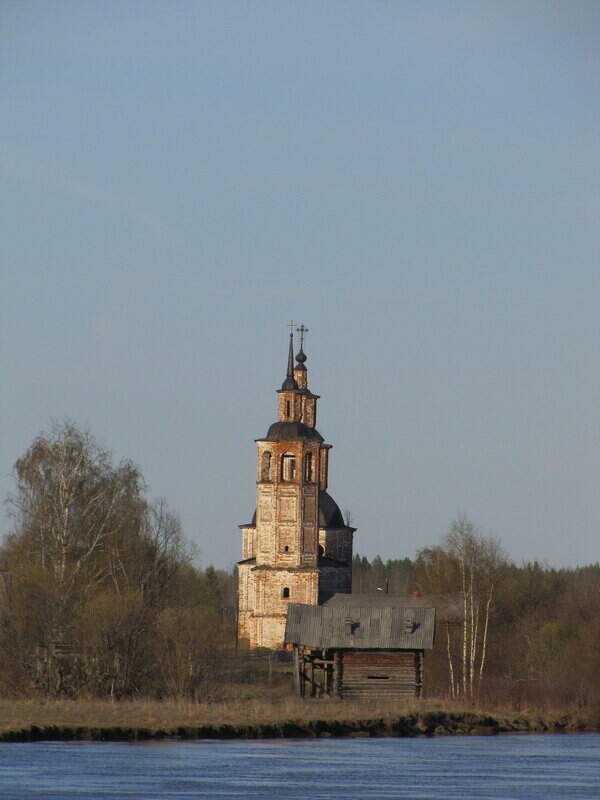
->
[0,733,598,799]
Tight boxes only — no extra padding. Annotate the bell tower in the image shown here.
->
[237,326,355,649]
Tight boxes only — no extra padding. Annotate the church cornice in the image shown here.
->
[250,565,320,574]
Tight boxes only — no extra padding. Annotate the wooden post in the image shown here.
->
[333,650,343,698]
[299,646,306,698]
[416,650,424,698]
[293,646,301,696]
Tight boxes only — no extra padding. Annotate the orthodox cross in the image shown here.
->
[296,324,309,349]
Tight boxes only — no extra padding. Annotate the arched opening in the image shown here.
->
[281,453,296,481]
[304,452,313,482]
[261,451,271,481]
[318,544,324,557]
[282,587,290,598]
[285,400,291,417]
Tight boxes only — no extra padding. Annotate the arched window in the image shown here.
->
[281,453,296,481]
[304,452,313,482]
[282,587,290,598]
[261,451,271,481]
[285,400,291,418]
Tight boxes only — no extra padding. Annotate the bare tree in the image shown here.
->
[445,516,504,698]
[414,516,505,699]
[1,422,234,699]
[6,422,142,641]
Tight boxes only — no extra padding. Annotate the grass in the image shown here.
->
[0,694,597,739]
[0,696,418,732]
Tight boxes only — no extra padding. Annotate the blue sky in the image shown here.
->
[2,1,600,569]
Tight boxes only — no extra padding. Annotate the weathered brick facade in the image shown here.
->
[237,333,354,649]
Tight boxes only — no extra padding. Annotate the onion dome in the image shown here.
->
[295,348,307,370]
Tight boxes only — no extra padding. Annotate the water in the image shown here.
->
[0,734,598,799]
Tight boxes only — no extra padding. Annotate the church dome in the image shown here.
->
[264,421,324,442]
[318,490,346,528]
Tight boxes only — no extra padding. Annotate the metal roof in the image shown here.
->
[261,421,324,442]
[323,593,463,623]
[284,603,435,650]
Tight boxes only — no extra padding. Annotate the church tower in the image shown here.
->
[237,327,355,649]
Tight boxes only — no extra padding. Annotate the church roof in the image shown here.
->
[263,421,324,442]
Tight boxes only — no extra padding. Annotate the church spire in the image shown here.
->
[281,326,298,391]
[287,331,295,376]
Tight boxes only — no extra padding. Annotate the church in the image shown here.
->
[236,327,355,649]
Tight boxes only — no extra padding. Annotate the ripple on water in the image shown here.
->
[0,734,599,800]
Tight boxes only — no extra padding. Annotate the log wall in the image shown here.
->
[340,650,421,700]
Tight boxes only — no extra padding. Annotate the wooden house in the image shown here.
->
[284,602,435,700]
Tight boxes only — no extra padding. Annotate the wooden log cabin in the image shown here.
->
[284,603,435,700]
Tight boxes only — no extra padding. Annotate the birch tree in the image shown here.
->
[414,516,505,699]
[446,516,503,698]
[7,422,143,639]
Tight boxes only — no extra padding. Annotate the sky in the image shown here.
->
[2,1,600,570]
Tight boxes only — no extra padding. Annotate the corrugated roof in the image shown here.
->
[284,603,435,649]
[323,593,463,622]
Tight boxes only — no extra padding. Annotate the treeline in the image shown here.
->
[0,423,235,699]
[356,524,600,707]
[414,522,600,707]
[3,423,600,708]
[477,560,600,707]
[352,554,413,595]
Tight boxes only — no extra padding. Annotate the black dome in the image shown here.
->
[318,491,346,528]
[264,421,324,442]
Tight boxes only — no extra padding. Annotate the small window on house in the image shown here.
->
[304,452,313,482]
[261,451,271,481]
[284,545,289,552]
[281,454,296,481]
[282,587,290,598]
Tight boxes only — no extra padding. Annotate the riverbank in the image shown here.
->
[0,698,598,741]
